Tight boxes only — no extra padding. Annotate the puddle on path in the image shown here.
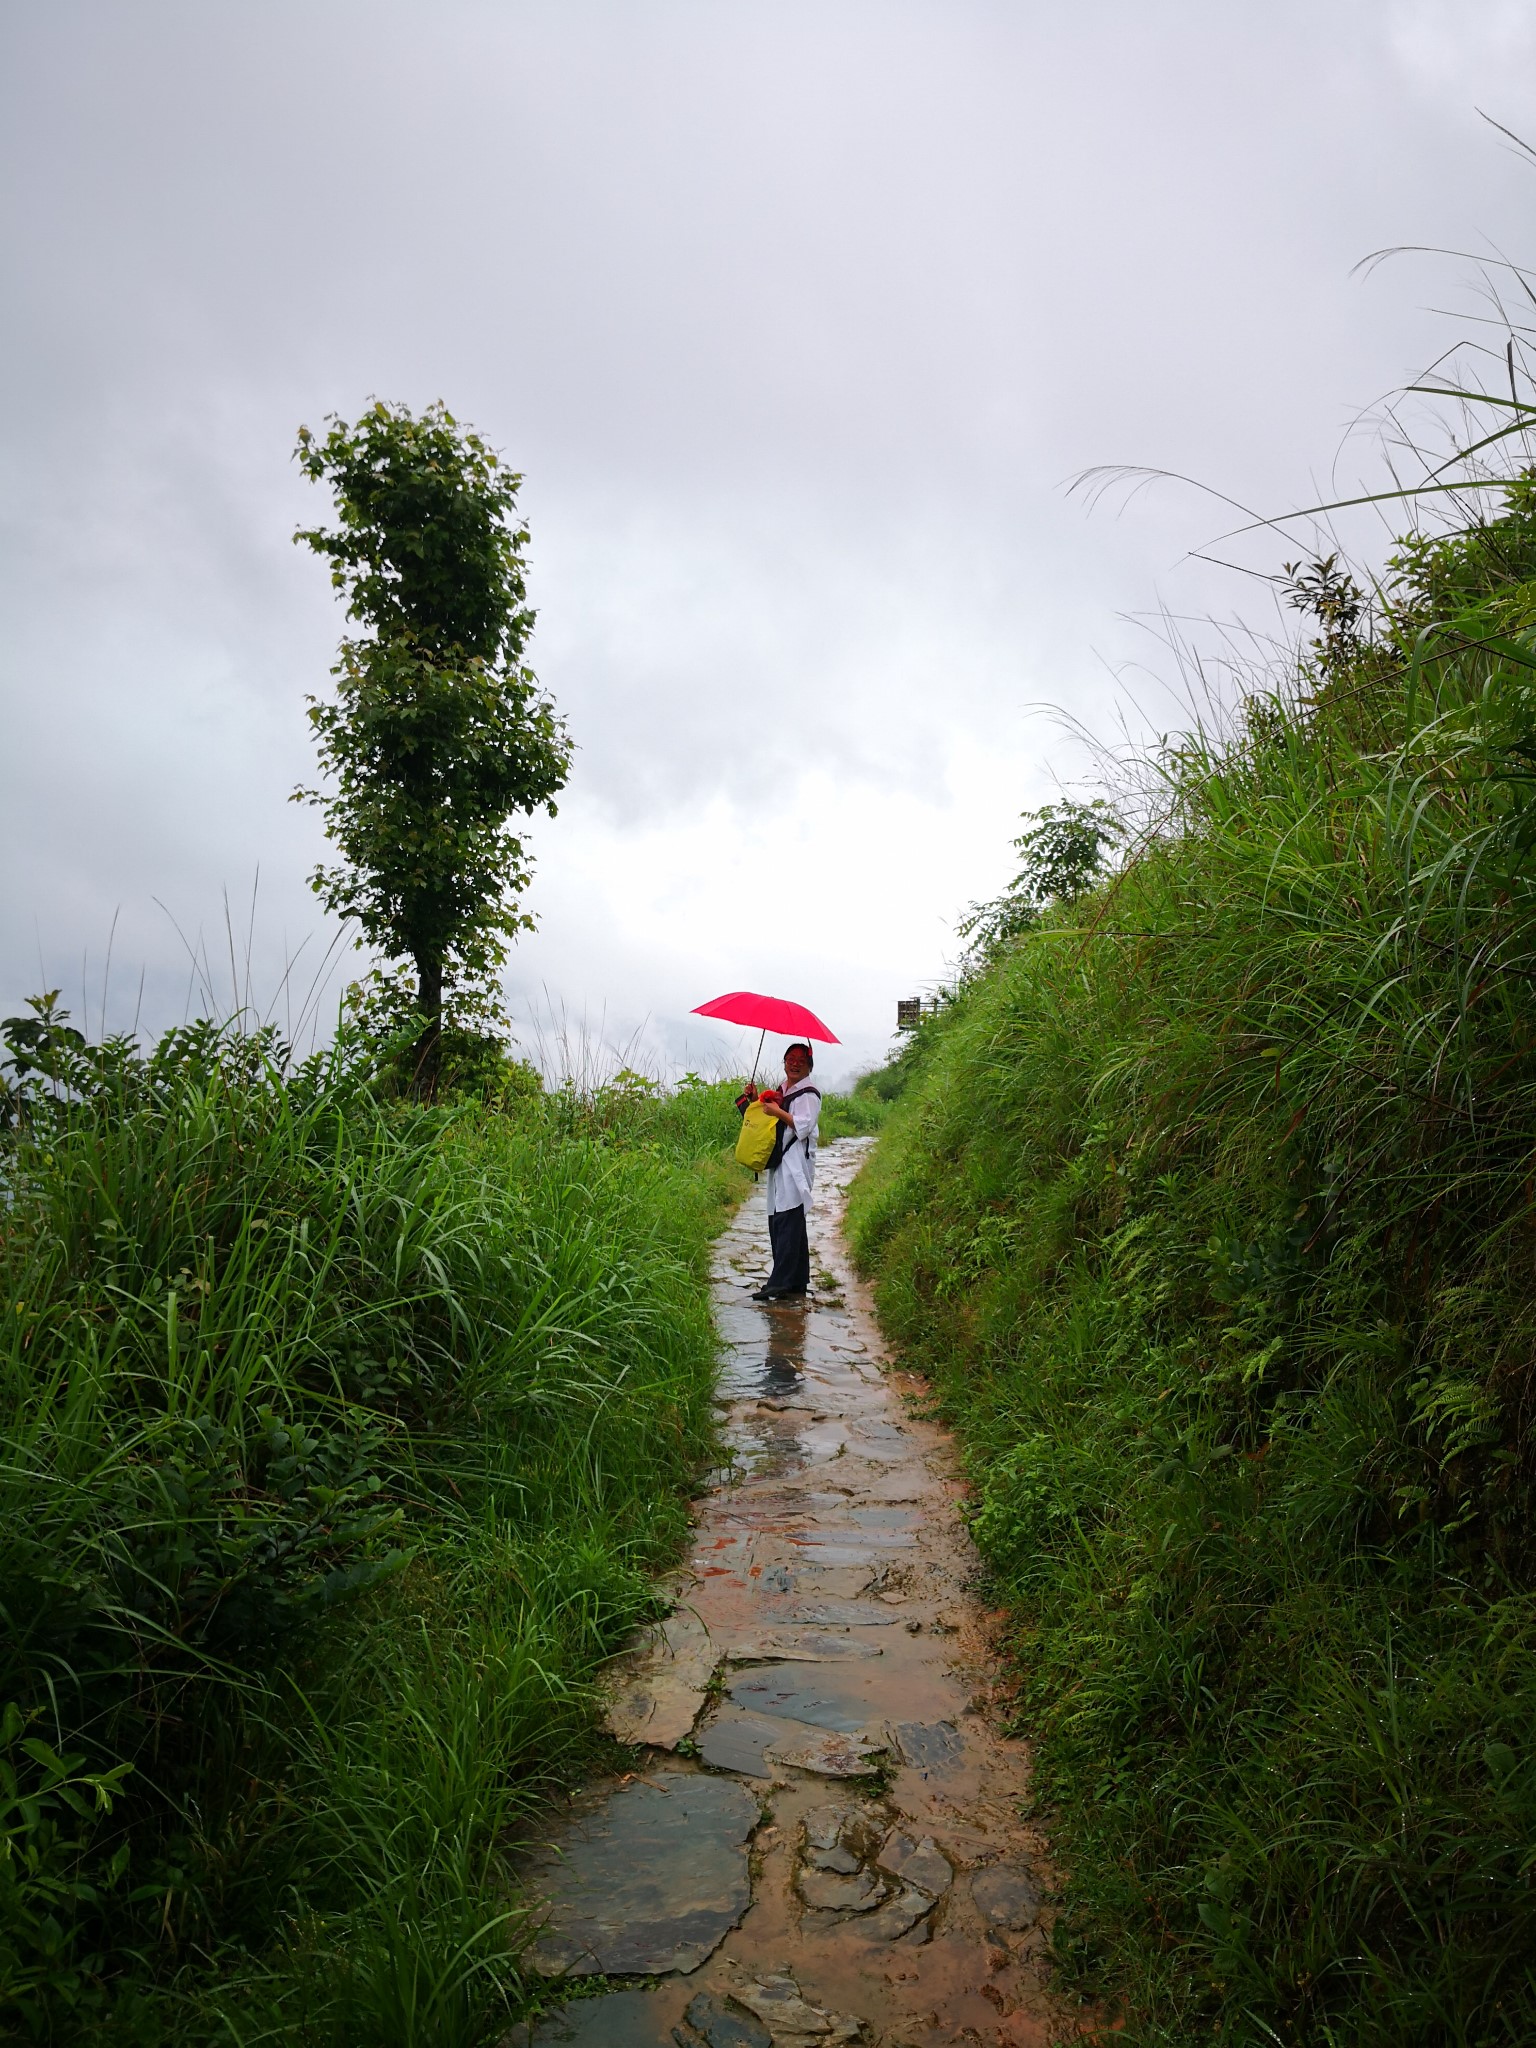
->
[520,1140,1091,2047]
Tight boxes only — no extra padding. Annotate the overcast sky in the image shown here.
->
[4,2,1535,1084]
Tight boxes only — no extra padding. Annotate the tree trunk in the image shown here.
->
[414,954,443,1099]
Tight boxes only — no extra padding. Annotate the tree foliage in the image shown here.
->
[957,798,1123,967]
[293,400,571,1081]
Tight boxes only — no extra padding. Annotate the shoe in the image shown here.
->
[752,1287,790,1302]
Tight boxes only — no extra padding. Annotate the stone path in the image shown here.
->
[517,1139,1087,2047]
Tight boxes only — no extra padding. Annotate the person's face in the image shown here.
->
[784,1048,811,1083]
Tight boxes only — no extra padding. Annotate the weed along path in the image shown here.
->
[519,1139,1082,2048]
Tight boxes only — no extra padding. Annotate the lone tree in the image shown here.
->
[294,400,570,1091]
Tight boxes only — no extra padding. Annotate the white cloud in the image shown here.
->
[1387,2,1536,105]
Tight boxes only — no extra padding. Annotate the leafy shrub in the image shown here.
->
[0,1704,134,2034]
[956,797,1124,968]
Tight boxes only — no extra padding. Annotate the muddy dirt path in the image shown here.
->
[520,1139,1083,2047]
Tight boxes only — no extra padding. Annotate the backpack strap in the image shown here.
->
[771,1082,821,1163]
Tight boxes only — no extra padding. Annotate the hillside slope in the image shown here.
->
[849,490,1536,2045]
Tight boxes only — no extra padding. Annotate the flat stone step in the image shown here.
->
[523,1772,759,1977]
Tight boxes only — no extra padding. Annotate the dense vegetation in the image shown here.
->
[1,1007,744,2043]
[849,481,1536,2043]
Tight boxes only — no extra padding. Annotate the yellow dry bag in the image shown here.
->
[735,1100,779,1172]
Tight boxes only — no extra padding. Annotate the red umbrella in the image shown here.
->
[691,989,839,1086]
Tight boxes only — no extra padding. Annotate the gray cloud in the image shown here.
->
[4,0,1534,1080]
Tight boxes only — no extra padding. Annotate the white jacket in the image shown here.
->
[765,1082,820,1215]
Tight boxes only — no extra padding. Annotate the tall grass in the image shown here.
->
[848,482,1536,2044]
[816,1085,892,1141]
[0,1013,744,2041]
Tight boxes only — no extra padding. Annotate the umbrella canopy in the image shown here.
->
[691,991,839,1043]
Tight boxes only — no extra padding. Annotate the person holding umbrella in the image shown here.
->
[690,991,838,1306]
[742,1040,821,1301]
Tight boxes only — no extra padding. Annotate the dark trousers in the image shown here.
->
[766,1204,810,1295]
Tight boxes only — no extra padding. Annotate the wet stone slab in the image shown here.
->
[722,1630,882,1665]
[526,1987,678,2046]
[725,1972,864,2041]
[789,1541,907,1568]
[726,1664,882,1732]
[797,1864,886,1912]
[676,1990,772,2047]
[525,1773,759,1976]
[971,1861,1043,1931]
[876,1829,953,1899]
[603,1609,717,1749]
[787,1600,901,1628]
[696,1707,794,1779]
[891,1719,965,1771]
[859,1883,936,1943]
[802,1803,883,1871]
[763,1727,887,1777]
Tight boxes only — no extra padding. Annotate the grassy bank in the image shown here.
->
[848,486,1536,2043]
[1,1013,744,2043]
[817,1083,893,1142]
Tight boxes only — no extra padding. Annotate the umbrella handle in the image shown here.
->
[748,1026,766,1090]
